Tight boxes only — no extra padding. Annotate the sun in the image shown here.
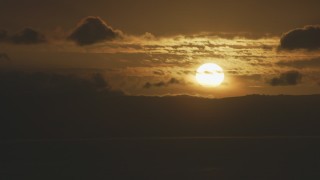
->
[196,63,225,87]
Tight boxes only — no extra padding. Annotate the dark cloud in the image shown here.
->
[143,82,152,89]
[0,71,123,96]
[92,73,109,89]
[153,70,165,76]
[0,53,11,61]
[143,78,182,88]
[168,77,181,84]
[68,16,121,46]
[277,57,320,68]
[10,28,46,44]
[279,25,320,50]
[269,71,302,86]
[0,29,7,42]
[177,70,195,75]
[0,28,46,44]
[153,81,166,87]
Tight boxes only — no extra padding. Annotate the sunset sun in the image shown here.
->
[196,63,225,87]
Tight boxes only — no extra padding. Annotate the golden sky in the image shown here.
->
[1,0,320,97]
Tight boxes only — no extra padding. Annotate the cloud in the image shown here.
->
[279,25,320,50]
[187,32,276,40]
[68,16,121,46]
[237,74,262,81]
[153,70,165,76]
[177,70,195,75]
[0,29,7,42]
[143,78,182,88]
[277,57,320,68]
[0,53,11,61]
[92,73,109,89]
[0,71,123,96]
[269,71,302,86]
[10,28,47,44]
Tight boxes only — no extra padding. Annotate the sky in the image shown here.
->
[1,0,320,97]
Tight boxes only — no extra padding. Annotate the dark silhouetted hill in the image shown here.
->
[0,71,319,139]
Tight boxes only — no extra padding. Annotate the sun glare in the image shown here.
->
[196,63,225,87]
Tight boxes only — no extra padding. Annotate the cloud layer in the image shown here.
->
[277,58,320,68]
[0,53,10,61]
[144,78,182,88]
[0,29,7,41]
[269,71,302,86]
[0,71,123,96]
[68,16,121,45]
[10,28,47,44]
[280,25,320,50]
